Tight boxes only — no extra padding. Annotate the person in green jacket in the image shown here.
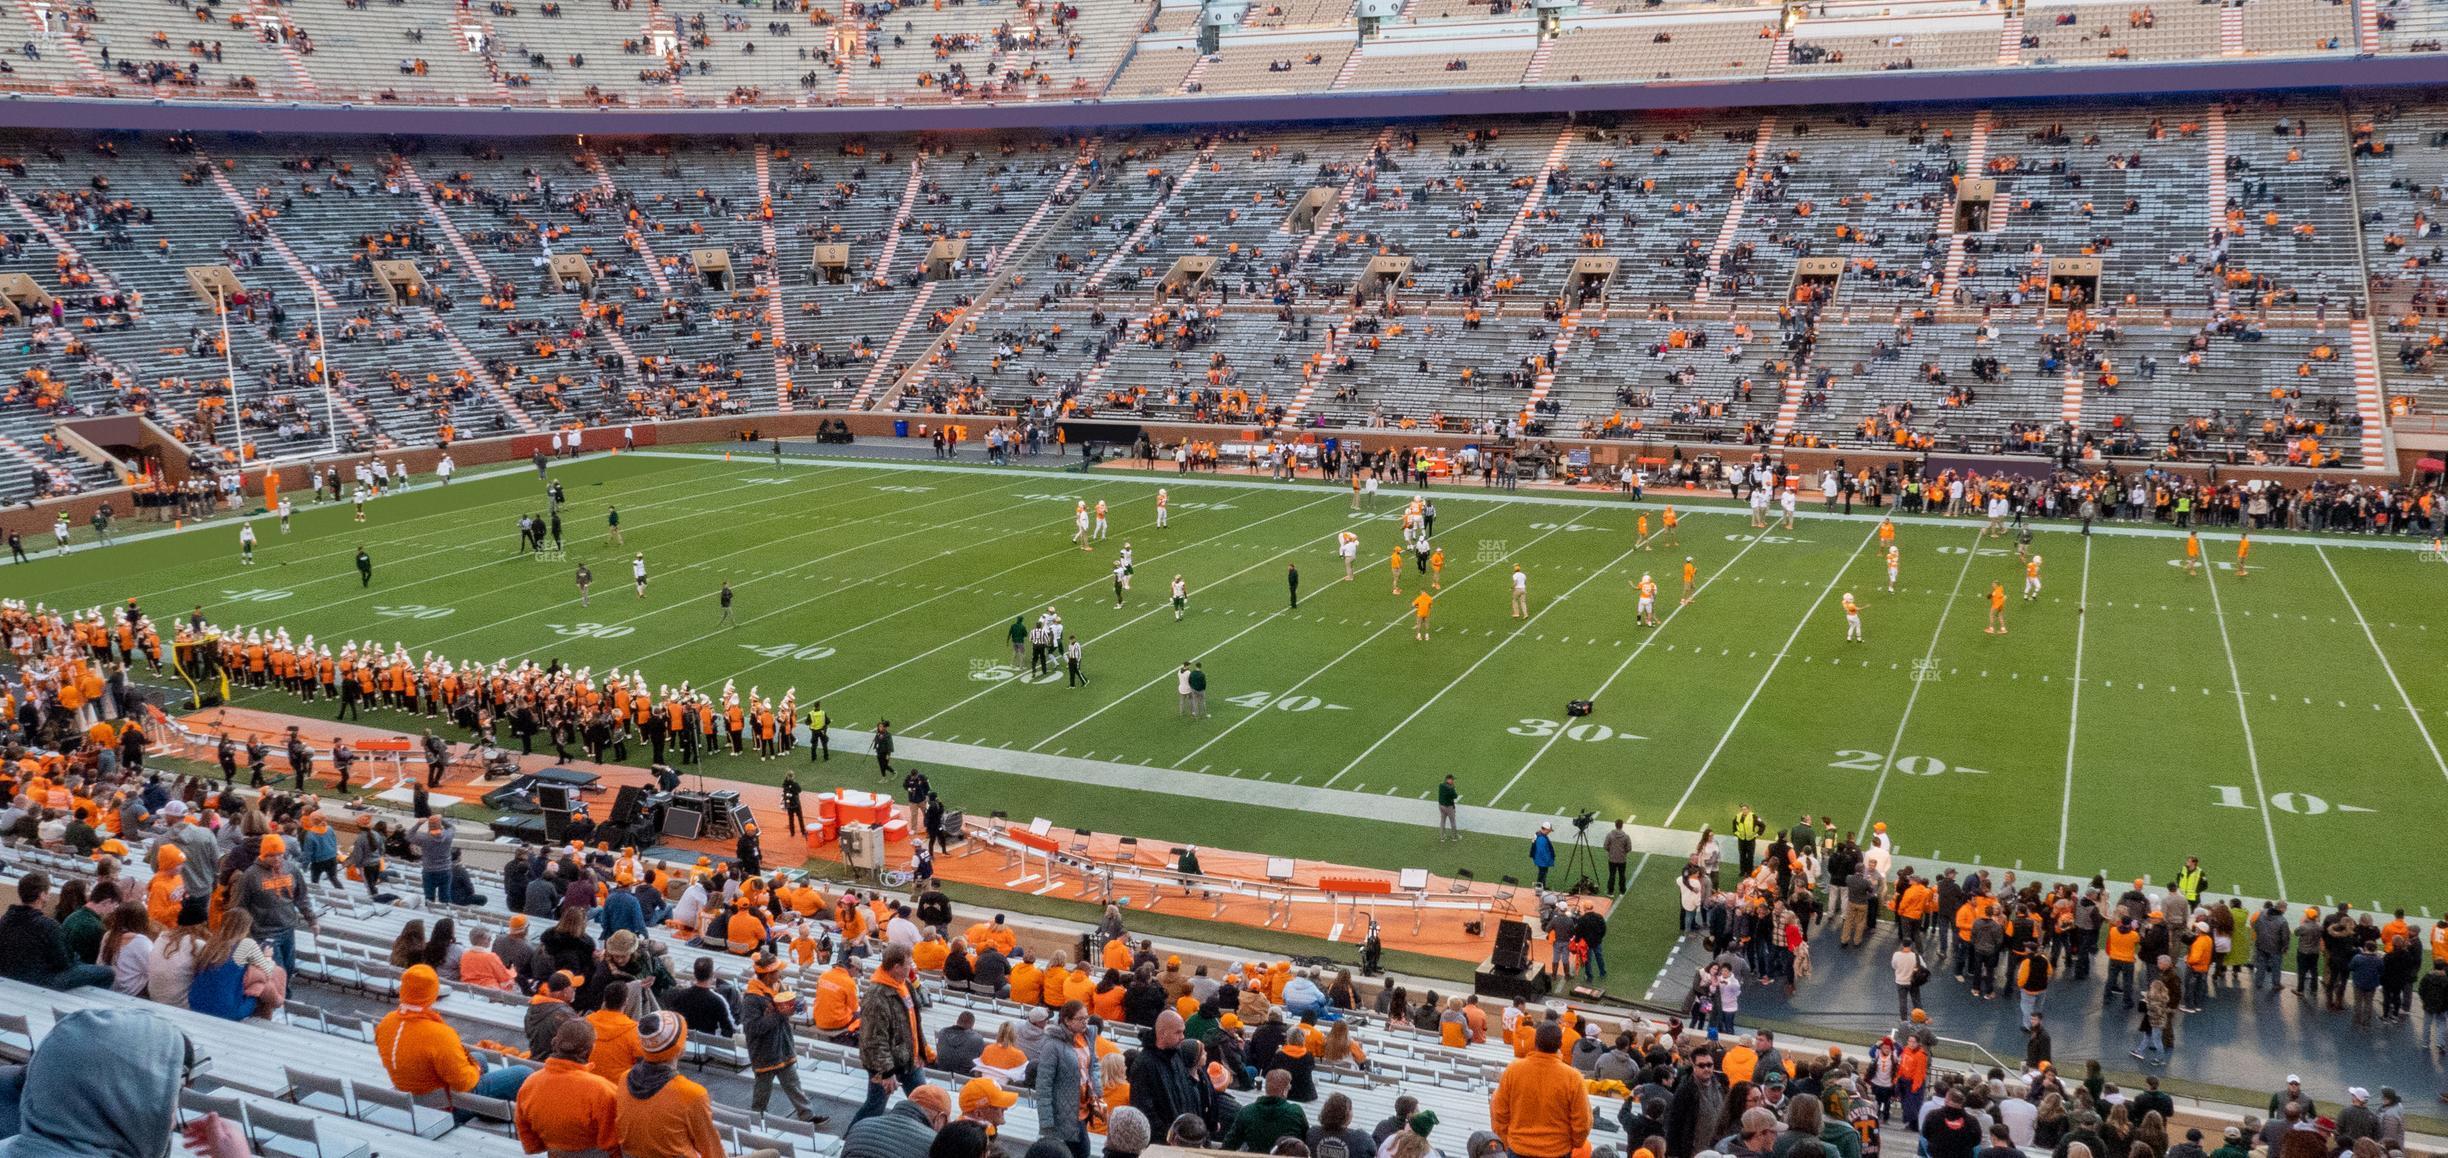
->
[1008,617,1028,667]
[1221,1069,1309,1152]
[58,881,118,965]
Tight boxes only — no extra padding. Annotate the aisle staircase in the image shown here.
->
[870,156,932,284]
[1938,110,1994,297]
[1522,36,1556,84]
[851,283,936,408]
[1329,47,1365,89]
[1520,308,1583,421]
[1694,115,1775,305]
[754,143,794,410]
[2349,317,2388,466]
[1177,53,1214,92]
[1088,142,1214,289]
[1489,127,1576,272]
[253,0,322,97]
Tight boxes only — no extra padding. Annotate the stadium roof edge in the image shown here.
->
[2,54,2446,136]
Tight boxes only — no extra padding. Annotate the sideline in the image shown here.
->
[633,449,2443,552]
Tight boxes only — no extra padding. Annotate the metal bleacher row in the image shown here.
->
[0,834,1563,1158]
[0,91,2415,500]
[0,0,2394,111]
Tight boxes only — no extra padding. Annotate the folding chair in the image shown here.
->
[0,1012,33,1063]
[351,1083,451,1139]
[449,1091,519,1136]
[282,1068,354,1118]
[179,1089,252,1134]
[248,1103,372,1158]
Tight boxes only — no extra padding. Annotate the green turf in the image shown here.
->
[19,450,2448,917]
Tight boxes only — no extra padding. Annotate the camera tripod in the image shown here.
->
[1560,815,1603,895]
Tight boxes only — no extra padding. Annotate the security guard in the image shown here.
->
[1733,805,1767,876]
[2173,857,2205,905]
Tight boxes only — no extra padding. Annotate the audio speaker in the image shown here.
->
[1492,918,1531,972]
[610,785,647,827]
[542,807,571,842]
[535,783,572,813]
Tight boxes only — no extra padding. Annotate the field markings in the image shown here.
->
[534,480,1098,669]
[2199,550,2289,900]
[905,495,1389,733]
[2316,546,2448,786]
[398,475,1032,654]
[631,450,2445,553]
[1027,505,1513,754]
[1172,519,1586,768]
[1662,526,1878,828]
[33,449,673,562]
[234,467,850,628]
[54,460,788,615]
[1484,526,1774,807]
[2056,535,2093,870]
[1325,526,1654,789]
[806,493,1344,709]
[1856,527,1988,834]
[707,522,1160,688]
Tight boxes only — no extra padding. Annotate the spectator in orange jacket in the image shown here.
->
[618,1011,730,1158]
[585,979,645,1084]
[515,1019,621,1156]
[1489,1022,1591,1158]
[376,965,530,1116]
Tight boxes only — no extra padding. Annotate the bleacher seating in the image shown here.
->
[0,94,2422,502]
[0,834,1555,1158]
[0,0,2428,116]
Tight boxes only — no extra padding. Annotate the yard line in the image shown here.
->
[1485,527,1772,807]
[1028,505,1511,753]
[362,470,900,646]
[709,533,1127,686]
[69,463,796,614]
[2199,551,2289,900]
[634,450,2448,554]
[399,476,1028,653]
[226,468,863,636]
[1333,532,1654,789]
[1857,527,1987,834]
[1663,527,1877,828]
[2317,546,2448,786]
[1174,519,1583,767]
[518,485,1072,667]
[808,493,1343,707]
[2056,535,2093,870]
[914,496,1448,734]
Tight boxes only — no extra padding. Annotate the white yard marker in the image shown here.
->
[1665,527,1879,827]
[1858,528,1987,833]
[2318,546,2448,787]
[1174,519,1583,767]
[1028,505,1507,752]
[2057,535,2093,870]
[1487,527,1773,807]
[812,493,1341,705]
[2201,551,2288,899]
[1329,531,1654,789]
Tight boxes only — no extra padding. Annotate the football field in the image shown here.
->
[23,448,2448,913]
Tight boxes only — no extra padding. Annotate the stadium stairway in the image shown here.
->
[1693,116,1775,306]
[753,144,798,412]
[1938,110,1995,298]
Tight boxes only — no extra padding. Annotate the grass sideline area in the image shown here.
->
[21,448,2448,920]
